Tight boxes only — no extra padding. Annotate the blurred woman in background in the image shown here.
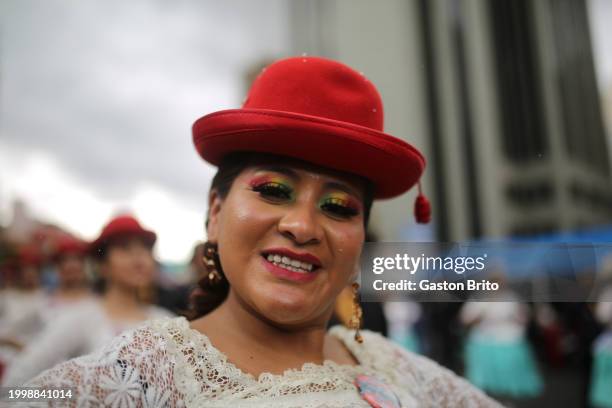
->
[384,301,422,353]
[0,245,46,381]
[42,236,93,319]
[0,237,92,383]
[1,214,173,386]
[460,277,543,403]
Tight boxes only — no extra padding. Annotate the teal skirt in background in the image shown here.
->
[590,333,612,408]
[464,334,543,398]
[390,331,420,354]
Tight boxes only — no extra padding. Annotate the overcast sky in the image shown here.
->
[0,0,289,262]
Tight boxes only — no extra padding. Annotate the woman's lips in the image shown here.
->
[261,247,322,267]
[261,256,319,283]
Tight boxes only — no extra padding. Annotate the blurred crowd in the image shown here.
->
[1,216,611,407]
[0,214,202,387]
[352,282,612,407]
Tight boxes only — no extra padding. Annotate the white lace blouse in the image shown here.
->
[21,316,501,407]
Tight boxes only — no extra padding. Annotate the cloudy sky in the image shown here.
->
[0,0,288,262]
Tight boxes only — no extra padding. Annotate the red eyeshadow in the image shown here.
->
[248,175,275,187]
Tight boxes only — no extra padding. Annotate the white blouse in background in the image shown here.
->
[384,301,422,342]
[22,316,501,407]
[460,292,529,342]
[594,286,612,352]
[2,299,174,387]
[0,289,47,344]
[0,289,48,371]
[595,286,612,329]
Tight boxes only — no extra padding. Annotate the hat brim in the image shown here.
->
[88,230,157,257]
[193,109,425,199]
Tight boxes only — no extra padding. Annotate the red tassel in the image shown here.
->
[414,182,431,224]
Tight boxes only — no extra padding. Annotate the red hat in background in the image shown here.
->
[192,56,431,222]
[18,244,42,267]
[52,236,88,262]
[89,215,156,257]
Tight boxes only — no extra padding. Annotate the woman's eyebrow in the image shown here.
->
[253,165,299,180]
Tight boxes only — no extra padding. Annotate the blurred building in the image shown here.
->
[4,200,37,244]
[285,0,612,241]
[3,199,74,255]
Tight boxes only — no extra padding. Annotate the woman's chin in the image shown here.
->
[121,280,152,291]
[254,286,319,323]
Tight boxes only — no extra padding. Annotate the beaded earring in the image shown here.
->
[202,241,223,285]
[349,282,364,343]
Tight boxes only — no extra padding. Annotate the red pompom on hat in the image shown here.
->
[192,56,431,223]
[52,236,88,262]
[89,215,156,257]
[413,182,431,224]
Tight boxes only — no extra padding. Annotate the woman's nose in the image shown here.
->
[130,246,152,267]
[278,201,324,245]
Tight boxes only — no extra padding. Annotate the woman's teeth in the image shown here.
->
[266,254,314,273]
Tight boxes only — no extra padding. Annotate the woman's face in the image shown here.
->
[56,254,86,286]
[207,160,366,327]
[102,237,155,290]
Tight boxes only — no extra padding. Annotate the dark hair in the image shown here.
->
[188,152,375,319]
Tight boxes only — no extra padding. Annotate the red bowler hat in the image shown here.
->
[52,236,88,262]
[192,56,431,223]
[89,215,156,257]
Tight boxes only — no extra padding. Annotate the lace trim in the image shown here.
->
[153,317,376,406]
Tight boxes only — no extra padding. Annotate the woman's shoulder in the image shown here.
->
[103,315,187,355]
[24,317,188,406]
[329,325,502,407]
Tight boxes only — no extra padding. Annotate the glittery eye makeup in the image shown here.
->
[248,171,362,218]
[248,174,295,202]
[319,191,362,219]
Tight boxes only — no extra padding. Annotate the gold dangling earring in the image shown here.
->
[202,241,222,285]
[348,282,364,343]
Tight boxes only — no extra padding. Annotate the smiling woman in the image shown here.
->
[22,56,501,407]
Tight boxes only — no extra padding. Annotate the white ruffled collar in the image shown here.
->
[175,316,373,381]
[151,316,385,407]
